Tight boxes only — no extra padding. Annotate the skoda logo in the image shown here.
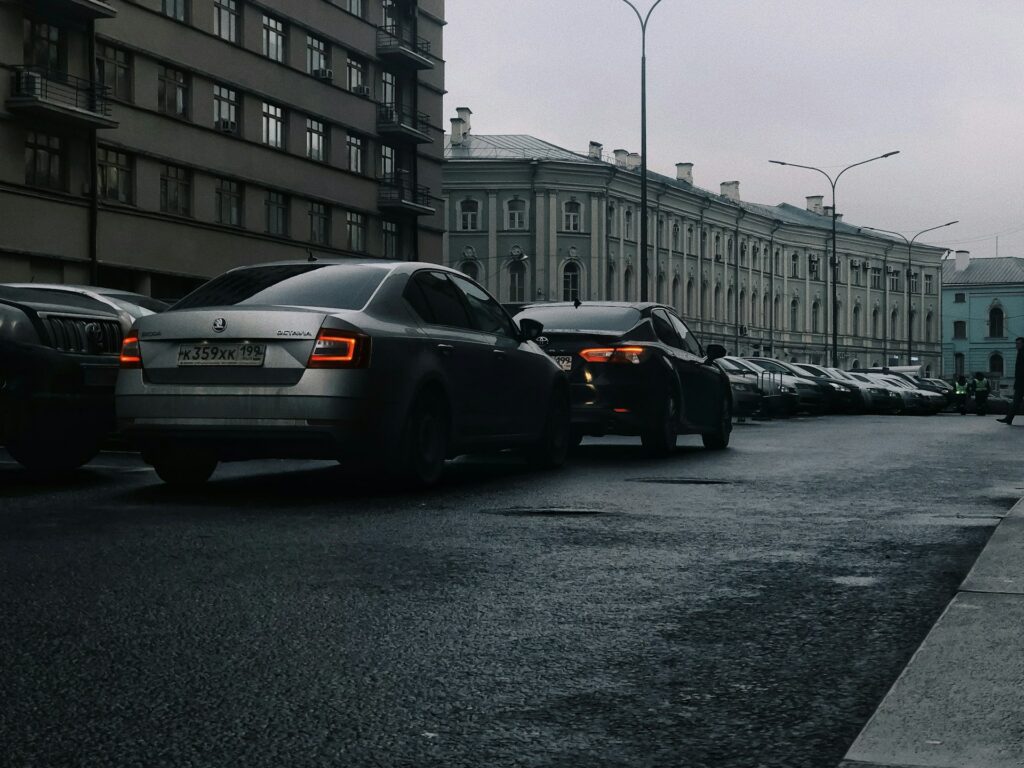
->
[212,317,227,333]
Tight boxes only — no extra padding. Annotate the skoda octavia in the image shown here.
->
[116,260,569,486]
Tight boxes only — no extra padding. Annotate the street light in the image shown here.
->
[618,0,665,302]
[769,151,899,366]
[862,220,958,366]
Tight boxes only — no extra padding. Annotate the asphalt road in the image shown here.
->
[2,413,1021,768]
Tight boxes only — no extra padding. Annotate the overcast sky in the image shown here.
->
[442,0,1024,258]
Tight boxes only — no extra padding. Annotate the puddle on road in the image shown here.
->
[627,478,732,486]
[831,575,881,587]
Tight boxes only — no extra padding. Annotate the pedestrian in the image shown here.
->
[955,374,969,415]
[972,371,990,415]
[998,337,1024,424]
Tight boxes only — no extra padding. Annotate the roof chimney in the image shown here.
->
[588,141,603,160]
[823,205,834,218]
[676,163,693,184]
[613,149,628,167]
[955,249,971,272]
[455,106,472,135]
[627,152,641,170]
[449,117,466,146]
[720,181,740,202]
[806,195,824,214]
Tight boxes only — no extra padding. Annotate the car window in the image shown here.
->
[749,359,787,374]
[449,274,517,338]
[404,271,473,329]
[667,312,702,355]
[514,305,641,333]
[651,309,682,348]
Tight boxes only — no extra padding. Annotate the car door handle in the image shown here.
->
[492,349,508,361]
[436,343,454,357]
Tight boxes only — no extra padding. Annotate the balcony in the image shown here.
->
[376,105,432,143]
[27,0,116,20]
[376,26,434,70]
[6,68,118,129]
[378,177,435,216]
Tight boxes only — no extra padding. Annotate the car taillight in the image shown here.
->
[579,346,648,364]
[120,336,142,368]
[307,329,370,369]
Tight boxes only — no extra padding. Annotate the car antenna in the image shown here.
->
[307,249,317,262]
[573,298,582,309]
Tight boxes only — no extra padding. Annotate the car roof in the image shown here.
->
[218,258,455,276]
[518,301,669,312]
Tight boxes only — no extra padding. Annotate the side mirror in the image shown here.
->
[519,317,544,342]
[705,343,727,363]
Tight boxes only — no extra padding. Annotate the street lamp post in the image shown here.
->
[862,221,958,366]
[618,0,665,302]
[769,151,899,367]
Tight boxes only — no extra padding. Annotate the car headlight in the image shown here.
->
[732,382,754,392]
[828,382,846,391]
[779,385,795,393]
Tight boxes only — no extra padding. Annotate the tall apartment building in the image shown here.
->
[1,0,445,299]
[444,111,949,375]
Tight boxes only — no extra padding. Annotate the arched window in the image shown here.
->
[461,260,479,282]
[623,267,633,300]
[872,308,880,339]
[750,292,758,326]
[607,202,618,236]
[508,261,525,303]
[954,352,965,377]
[686,279,694,311]
[836,302,843,334]
[925,311,934,342]
[506,198,527,230]
[657,217,665,247]
[686,226,694,253]
[991,353,1005,376]
[790,298,800,331]
[762,295,769,328]
[624,209,634,240]
[890,309,899,340]
[714,234,722,260]
[563,200,582,232]
[925,365,932,377]
[738,290,746,324]
[562,262,581,301]
[791,252,800,278]
[811,301,820,333]
[672,276,680,309]
[851,359,860,369]
[459,198,480,231]
[773,296,781,328]
[606,264,615,300]
[727,287,735,323]
[990,306,1005,337]
[714,285,722,320]
[852,305,861,336]
[672,221,681,250]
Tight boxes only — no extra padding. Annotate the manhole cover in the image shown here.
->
[627,478,731,485]
[486,508,604,516]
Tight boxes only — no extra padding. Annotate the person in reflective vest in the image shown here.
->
[955,375,969,415]
[998,337,1024,424]
[971,371,990,415]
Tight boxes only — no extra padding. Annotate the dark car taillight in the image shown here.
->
[579,346,648,364]
[120,336,142,369]
[307,328,371,369]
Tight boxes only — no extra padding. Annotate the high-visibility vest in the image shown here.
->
[975,378,990,393]
[955,382,968,394]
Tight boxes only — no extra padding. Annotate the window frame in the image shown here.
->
[261,101,284,149]
[265,190,289,236]
[215,178,242,227]
[213,0,238,43]
[346,210,366,252]
[96,44,132,101]
[157,64,189,119]
[261,14,286,63]
[308,200,329,245]
[305,117,327,162]
[96,146,133,204]
[24,130,65,191]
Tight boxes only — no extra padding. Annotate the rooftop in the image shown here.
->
[943,257,1024,286]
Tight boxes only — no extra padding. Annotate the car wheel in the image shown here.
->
[526,386,571,469]
[152,451,218,487]
[396,390,448,488]
[6,438,100,473]
[702,395,732,450]
[641,392,678,457]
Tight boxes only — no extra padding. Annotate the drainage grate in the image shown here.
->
[627,478,731,485]
[485,507,604,516]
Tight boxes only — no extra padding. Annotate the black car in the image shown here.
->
[513,302,732,455]
[745,357,860,413]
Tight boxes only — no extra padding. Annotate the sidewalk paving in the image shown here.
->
[839,498,1024,768]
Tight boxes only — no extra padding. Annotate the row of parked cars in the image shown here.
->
[0,261,736,487]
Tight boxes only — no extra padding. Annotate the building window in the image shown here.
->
[24,20,66,72]
[811,301,821,333]
[461,261,479,282]
[624,209,633,240]
[213,84,238,133]
[459,199,480,231]
[158,65,189,119]
[309,201,329,244]
[910,272,919,293]
[954,352,965,377]
[160,164,191,216]
[347,134,364,173]
[687,226,694,254]
[871,308,880,339]
[991,353,1004,376]
[870,267,881,289]
[562,262,581,302]
[506,198,526,230]
[306,118,326,161]
[954,292,965,303]
[672,221,681,250]
[790,253,800,278]
[214,0,238,43]
[379,143,395,178]
[344,0,363,17]
[346,211,366,251]
[347,56,366,91]
[623,267,633,301]
[215,178,242,226]
[382,220,398,258]
[381,71,396,107]
[926,311,934,343]
[790,299,800,331]
[809,256,820,280]
[890,310,899,340]
[952,320,967,339]
[852,264,862,286]
[990,307,1005,338]
[852,305,861,335]
[265,191,288,235]
[96,44,132,101]
[162,0,188,22]
[306,35,328,75]
[888,270,900,292]
[262,15,285,62]
[24,131,64,191]
[607,203,617,236]
[262,102,284,148]
[925,274,934,295]
[96,147,132,204]
[563,201,581,232]
[509,261,525,303]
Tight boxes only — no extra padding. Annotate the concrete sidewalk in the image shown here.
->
[839,498,1024,768]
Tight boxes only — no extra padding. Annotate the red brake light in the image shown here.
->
[579,346,647,364]
[307,329,370,368]
[120,336,142,368]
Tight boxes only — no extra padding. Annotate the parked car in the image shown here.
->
[746,357,860,413]
[0,284,137,470]
[512,302,732,455]
[725,372,764,417]
[792,363,874,413]
[824,368,902,414]
[742,357,829,414]
[878,375,945,414]
[4,284,170,319]
[715,355,798,417]
[117,260,570,487]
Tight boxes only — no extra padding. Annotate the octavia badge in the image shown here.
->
[212,317,227,333]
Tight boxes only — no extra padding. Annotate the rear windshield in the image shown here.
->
[515,306,642,333]
[173,264,391,310]
[105,294,170,313]
[0,286,116,314]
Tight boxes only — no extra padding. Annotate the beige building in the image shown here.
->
[1,0,445,299]
[444,110,948,375]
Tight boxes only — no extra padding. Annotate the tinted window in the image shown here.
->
[651,309,681,348]
[719,357,758,374]
[173,264,390,310]
[0,287,117,315]
[404,271,472,329]
[515,305,641,333]
[668,312,701,355]
[749,359,788,374]
[105,294,170,313]
[449,275,516,337]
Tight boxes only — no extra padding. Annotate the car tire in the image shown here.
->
[702,395,732,450]
[6,438,100,473]
[152,451,218,487]
[395,390,449,488]
[526,386,571,469]
[641,392,678,457]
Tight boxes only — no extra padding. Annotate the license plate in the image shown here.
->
[554,355,573,372]
[177,343,267,366]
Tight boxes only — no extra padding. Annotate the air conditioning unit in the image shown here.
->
[19,70,43,97]
[313,68,333,82]
[353,85,371,97]
[850,259,860,267]
[215,119,237,133]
